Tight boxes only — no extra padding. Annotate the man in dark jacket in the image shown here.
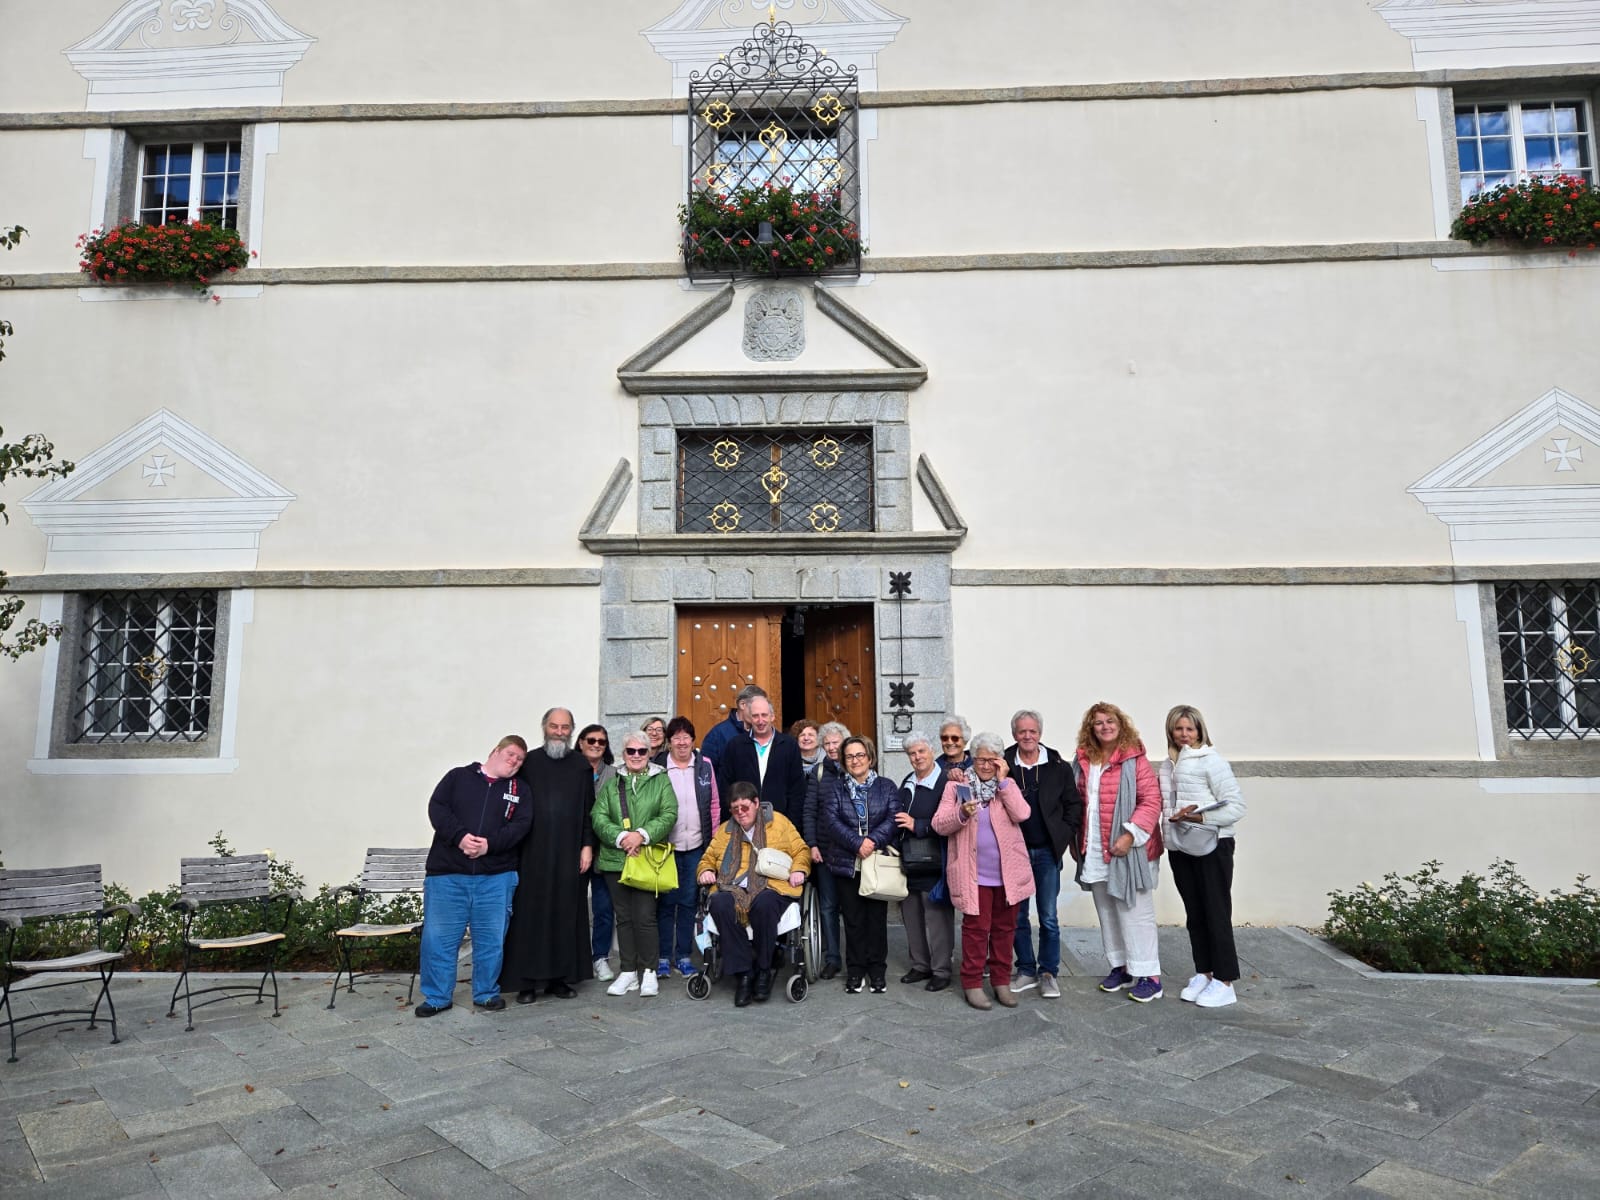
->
[417,735,534,1017]
[1005,709,1084,999]
[700,683,765,767]
[716,695,807,824]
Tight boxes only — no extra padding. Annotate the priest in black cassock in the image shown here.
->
[501,707,598,1002]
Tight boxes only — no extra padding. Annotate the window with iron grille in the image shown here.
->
[137,136,243,228]
[684,15,861,280]
[678,429,873,534]
[1494,580,1599,740]
[70,591,219,745]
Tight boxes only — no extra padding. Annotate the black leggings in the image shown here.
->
[1168,840,1239,982]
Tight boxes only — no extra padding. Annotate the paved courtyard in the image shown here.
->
[2,926,1597,1199]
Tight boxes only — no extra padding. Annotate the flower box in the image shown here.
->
[78,219,251,288]
[680,181,863,279]
[1452,173,1600,251]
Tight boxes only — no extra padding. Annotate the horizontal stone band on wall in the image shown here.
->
[4,61,1598,131]
[3,568,601,593]
[1232,760,1600,779]
[0,241,1507,291]
[952,564,1600,586]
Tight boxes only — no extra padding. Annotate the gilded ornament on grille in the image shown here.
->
[810,93,845,126]
[808,501,841,532]
[760,464,790,503]
[1557,640,1593,679]
[134,653,169,685]
[809,436,842,469]
[703,160,731,189]
[700,99,735,129]
[816,155,843,187]
[709,502,742,533]
[758,122,789,165]
[710,439,742,469]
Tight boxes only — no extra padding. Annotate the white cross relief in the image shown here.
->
[1544,438,1584,473]
[142,455,176,487]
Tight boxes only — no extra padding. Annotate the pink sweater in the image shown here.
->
[932,779,1036,916]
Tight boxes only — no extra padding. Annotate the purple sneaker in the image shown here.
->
[1098,967,1133,993]
[1127,976,1163,1003]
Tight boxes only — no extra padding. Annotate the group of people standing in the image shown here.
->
[416,688,1246,1016]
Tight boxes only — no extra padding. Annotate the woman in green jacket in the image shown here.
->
[592,731,678,998]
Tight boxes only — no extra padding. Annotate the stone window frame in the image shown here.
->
[636,390,911,536]
[1475,581,1600,764]
[93,124,265,256]
[1436,83,1600,225]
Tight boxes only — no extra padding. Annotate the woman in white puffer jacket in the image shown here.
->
[1157,705,1246,1008]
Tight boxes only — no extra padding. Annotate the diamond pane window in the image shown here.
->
[1494,580,1600,740]
[685,14,861,280]
[72,590,218,744]
[678,429,873,534]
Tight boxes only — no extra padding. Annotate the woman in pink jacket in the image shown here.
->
[1072,702,1165,1002]
[933,732,1036,1011]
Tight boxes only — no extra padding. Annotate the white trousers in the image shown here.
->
[1088,879,1161,978]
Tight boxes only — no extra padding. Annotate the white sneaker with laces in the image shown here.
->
[1195,979,1237,1008]
[1039,972,1061,999]
[1180,973,1210,1002]
[639,971,659,997]
[1011,972,1038,992]
[606,971,639,996]
[593,957,615,982]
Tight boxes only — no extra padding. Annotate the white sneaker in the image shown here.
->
[639,971,658,997]
[1195,979,1237,1008]
[1180,973,1210,1002]
[1039,972,1061,999]
[605,971,639,996]
[1011,972,1038,992]
[593,957,615,982]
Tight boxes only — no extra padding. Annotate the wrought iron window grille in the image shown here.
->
[1494,580,1599,740]
[677,428,874,534]
[71,590,218,744]
[684,11,861,280]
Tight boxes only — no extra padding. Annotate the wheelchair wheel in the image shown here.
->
[801,884,823,983]
[786,971,808,1003]
[686,972,712,1000]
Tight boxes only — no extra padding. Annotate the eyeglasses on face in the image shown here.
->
[623,747,650,757]
[843,751,870,761]
[940,734,964,743]
[582,737,608,746]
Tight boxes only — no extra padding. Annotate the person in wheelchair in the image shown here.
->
[696,782,810,1007]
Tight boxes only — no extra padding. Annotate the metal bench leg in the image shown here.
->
[91,964,121,1045]
[406,933,420,1005]
[327,935,353,1010]
[256,941,282,1018]
[172,943,197,1032]
[2,980,16,1064]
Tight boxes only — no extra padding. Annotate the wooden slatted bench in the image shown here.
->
[326,847,427,1010]
[0,864,139,1063]
[168,854,297,1032]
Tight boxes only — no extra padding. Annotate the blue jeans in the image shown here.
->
[813,860,842,967]
[587,866,614,961]
[419,871,517,1007]
[1012,848,1062,977]
[657,847,703,962]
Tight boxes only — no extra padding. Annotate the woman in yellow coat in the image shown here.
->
[697,781,810,1006]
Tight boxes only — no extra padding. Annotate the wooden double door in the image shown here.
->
[675,604,876,745]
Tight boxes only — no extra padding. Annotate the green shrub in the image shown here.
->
[1324,859,1600,976]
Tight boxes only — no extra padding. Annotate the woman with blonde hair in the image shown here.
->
[1159,704,1246,1008]
[1072,702,1164,1002]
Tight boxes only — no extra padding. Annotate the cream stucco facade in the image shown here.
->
[0,0,1595,916]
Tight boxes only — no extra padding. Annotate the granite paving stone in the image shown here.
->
[638,1105,783,1167]
[1229,1137,1384,1199]
[426,1105,561,1170]
[146,1141,280,1200]
[1342,1159,1498,1198]
[377,1146,526,1199]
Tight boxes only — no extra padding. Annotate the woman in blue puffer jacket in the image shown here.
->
[817,735,901,994]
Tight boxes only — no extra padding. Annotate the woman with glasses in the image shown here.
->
[641,716,668,764]
[575,723,617,981]
[802,721,850,979]
[591,732,677,997]
[817,735,901,993]
[936,715,973,780]
[933,732,1035,1010]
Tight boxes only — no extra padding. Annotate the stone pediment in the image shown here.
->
[616,282,926,394]
[65,0,315,110]
[24,409,294,572]
[1409,386,1600,563]
[1375,1,1600,70]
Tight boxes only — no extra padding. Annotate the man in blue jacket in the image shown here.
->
[417,735,534,1017]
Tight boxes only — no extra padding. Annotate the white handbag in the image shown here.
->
[858,847,908,900]
[755,847,793,880]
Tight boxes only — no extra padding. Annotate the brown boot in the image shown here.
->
[964,987,992,1010]
[993,984,1018,1007]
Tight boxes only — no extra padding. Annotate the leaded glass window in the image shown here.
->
[72,590,218,744]
[677,429,873,534]
[1495,580,1600,740]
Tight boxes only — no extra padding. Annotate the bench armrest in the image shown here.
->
[0,914,19,932]
[329,884,364,901]
[266,890,299,904]
[170,896,200,914]
[104,902,142,920]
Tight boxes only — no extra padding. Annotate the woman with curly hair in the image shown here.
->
[1072,702,1164,1002]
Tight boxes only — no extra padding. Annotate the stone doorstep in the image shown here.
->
[1278,927,1600,987]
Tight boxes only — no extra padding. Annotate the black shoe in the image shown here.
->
[545,982,577,999]
[869,975,887,994]
[734,973,753,1007]
[413,1001,452,1018]
[515,990,538,1005]
[900,968,933,985]
[925,976,951,993]
[752,969,773,1002]
[844,974,863,994]
[472,996,506,1012]
[819,963,840,981]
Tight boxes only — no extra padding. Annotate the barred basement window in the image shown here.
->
[71,590,219,744]
[1494,580,1599,741]
[678,429,873,534]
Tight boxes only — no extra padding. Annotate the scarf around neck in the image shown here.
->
[717,813,767,923]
